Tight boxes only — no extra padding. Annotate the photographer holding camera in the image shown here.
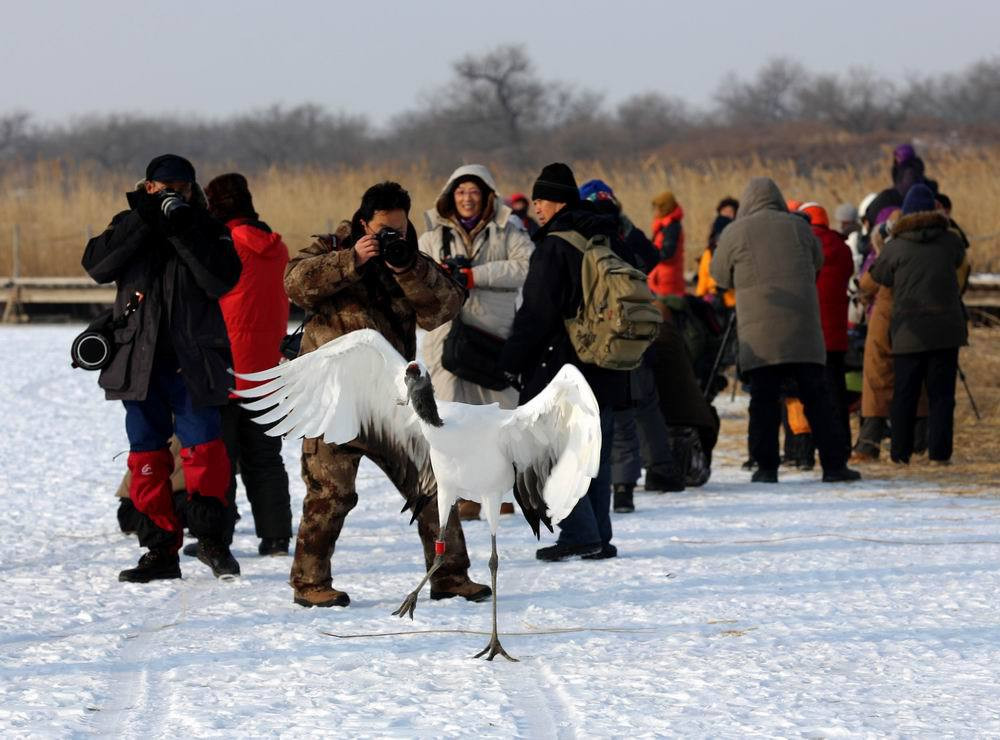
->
[283,181,489,609]
[82,154,243,583]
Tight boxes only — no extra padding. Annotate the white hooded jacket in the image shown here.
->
[418,164,534,408]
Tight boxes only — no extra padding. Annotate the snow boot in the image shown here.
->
[118,549,181,583]
[644,469,685,492]
[293,585,350,608]
[258,537,290,556]
[613,483,635,513]
[535,541,602,562]
[752,468,779,483]
[582,543,618,560]
[457,499,481,521]
[822,466,862,483]
[195,538,240,579]
[430,577,492,602]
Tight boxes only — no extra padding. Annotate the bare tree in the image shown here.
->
[615,92,693,152]
[0,111,32,158]
[795,68,903,133]
[451,45,544,147]
[716,58,808,125]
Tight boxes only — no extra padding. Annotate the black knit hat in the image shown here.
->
[531,162,579,204]
[145,154,195,183]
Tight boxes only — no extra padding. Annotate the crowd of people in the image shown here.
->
[82,145,970,605]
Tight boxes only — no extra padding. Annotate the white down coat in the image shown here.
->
[418,165,533,408]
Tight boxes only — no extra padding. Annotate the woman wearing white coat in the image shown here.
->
[419,164,533,518]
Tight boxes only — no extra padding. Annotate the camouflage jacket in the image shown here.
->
[284,221,464,360]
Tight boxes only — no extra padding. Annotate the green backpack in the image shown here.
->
[551,230,663,371]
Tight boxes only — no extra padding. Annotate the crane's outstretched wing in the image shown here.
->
[498,364,602,537]
[234,329,430,516]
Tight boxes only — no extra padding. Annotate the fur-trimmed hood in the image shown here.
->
[890,211,949,241]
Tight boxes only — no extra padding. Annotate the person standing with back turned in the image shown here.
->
[710,177,860,485]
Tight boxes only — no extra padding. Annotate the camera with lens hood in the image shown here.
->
[158,189,191,220]
[375,227,416,269]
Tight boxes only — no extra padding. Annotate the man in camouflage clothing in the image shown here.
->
[284,181,490,608]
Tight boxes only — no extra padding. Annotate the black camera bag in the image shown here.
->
[441,315,509,391]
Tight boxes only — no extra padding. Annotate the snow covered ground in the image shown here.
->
[2,324,1000,738]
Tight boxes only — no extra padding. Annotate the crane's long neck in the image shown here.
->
[409,379,443,428]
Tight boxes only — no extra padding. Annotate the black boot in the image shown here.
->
[195,539,241,579]
[751,468,779,483]
[536,542,602,562]
[822,466,862,483]
[118,549,181,583]
[644,469,685,492]
[258,537,290,556]
[613,484,635,513]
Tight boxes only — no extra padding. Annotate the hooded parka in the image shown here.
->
[869,211,968,355]
[418,164,533,408]
[710,177,825,372]
[218,218,290,393]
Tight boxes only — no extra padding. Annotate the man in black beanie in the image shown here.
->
[82,154,244,582]
[500,162,628,561]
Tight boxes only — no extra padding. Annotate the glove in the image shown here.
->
[442,256,474,289]
[503,371,523,392]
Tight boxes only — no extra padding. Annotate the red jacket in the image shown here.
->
[219,219,291,393]
[649,206,686,296]
[813,224,853,352]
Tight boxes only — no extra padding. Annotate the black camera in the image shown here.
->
[375,227,416,269]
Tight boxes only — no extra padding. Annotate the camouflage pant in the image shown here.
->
[290,436,471,593]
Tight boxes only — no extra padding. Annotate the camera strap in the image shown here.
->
[441,227,452,259]
[112,291,145,330]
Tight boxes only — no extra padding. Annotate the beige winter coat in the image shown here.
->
[418,165,533,408]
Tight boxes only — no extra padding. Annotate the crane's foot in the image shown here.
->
[392,591,420,619]
[473,636,518,662]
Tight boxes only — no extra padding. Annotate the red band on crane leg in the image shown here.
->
[435,540,446,556]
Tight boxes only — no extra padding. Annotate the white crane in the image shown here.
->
[235,329,601,661]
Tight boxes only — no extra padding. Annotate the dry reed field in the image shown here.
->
[1,148,999,278]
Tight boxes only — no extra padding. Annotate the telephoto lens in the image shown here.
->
[159,190,191,219]
[70,329,113,370]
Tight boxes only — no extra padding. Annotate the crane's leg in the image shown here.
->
[392,505,452,619]
[473,534,517,662]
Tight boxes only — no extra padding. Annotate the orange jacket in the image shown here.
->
[649,206,686,296]
[695,249,735,308]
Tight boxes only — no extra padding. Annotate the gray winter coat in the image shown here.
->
[418,164,533,408]
[869,210,967,355]
[710,177,826,372]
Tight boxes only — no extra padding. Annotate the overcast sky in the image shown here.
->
[2,0,998,127]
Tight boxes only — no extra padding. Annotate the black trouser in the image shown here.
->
[221,401,292,541]
[890,348,959,463]
[747,363,847,473]
[823,351,851,461]
[611,358,676,486]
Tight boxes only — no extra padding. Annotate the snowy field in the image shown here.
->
[2,324,1000,738]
